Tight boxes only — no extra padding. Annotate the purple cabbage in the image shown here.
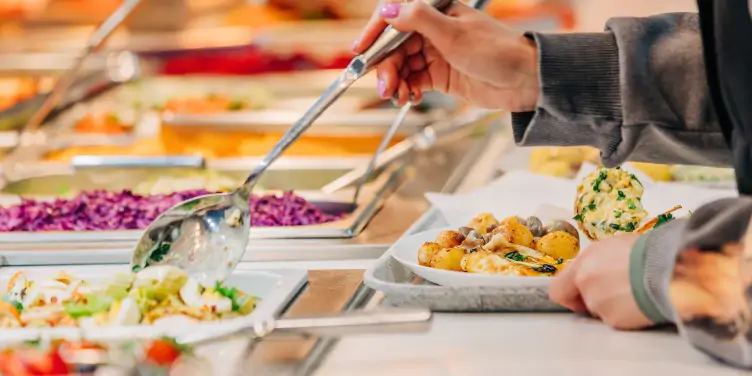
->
[0,190,343,232]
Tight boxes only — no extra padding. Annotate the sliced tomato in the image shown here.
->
[145,340,181,366]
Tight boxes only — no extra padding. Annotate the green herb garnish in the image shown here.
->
[2,296,22,313]
[623,222,637,232]
[573,214,584,222]
[556,258,564,265]
[587,202,596,211]
[227,100,245,111]
[630,173,640,183]
[654,213,675,229]
[505,251,526,262]
[215,281,241,311]
[149,243,171,263]
[627,200,637,210]
[614,210,623,218]
[617,190,626,201]
[592,170,608,192]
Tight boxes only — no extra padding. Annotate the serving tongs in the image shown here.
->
[22,0,143,133]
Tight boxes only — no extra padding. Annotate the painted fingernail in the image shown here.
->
[379,3,401,18]
[351,37,360,52]
[377,79,387,98]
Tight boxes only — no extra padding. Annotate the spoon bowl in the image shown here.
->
[130,188,251,284]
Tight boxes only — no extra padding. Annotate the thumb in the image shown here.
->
[380,0,471,50]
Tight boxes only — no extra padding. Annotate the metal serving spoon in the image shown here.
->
[130,0,455,283]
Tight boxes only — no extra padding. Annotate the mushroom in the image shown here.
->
[525,216,546,237]
[546,220,580,241]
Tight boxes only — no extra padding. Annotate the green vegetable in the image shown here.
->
[132,266,188,302]
[614,210,623,218]
[64,293,113,318]
[617,190,626,201]
[102,273,135,300]
[556,258,564,265]
[587,202,596,211]
[592,170,608,192]
[623,222,637,232]
[504,251,527,262]
[227,100,245,111]
[609,223,621,230]
[627,200,637,210]
[2,295,22,312]
[654,213,675,229]
[236,295,257,315]
[630,173,640,183]
[214,281,239,310]
[573,214,584,222]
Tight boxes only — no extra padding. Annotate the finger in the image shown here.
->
[381,1,473,51]
[375,53,403,99]
[549,259,589,314]
[352,0,399,53]
[407,54,427,72]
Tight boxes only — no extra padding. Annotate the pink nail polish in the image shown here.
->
[377,79,387,98]
[379,3,401,19]
[351,37,360,52]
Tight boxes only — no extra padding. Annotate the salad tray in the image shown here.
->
[0,264,308,342]
[363,207,565,312]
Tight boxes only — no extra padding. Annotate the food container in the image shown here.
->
[0,264,308,341]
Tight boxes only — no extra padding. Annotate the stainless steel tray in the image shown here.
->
[0,160,406,245]
[363,208,565,312]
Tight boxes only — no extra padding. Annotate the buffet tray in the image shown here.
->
[0,264,308,342]
[0,162,406,247]
[363,207,565,312]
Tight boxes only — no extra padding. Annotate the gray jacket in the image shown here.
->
[514,13,752,368]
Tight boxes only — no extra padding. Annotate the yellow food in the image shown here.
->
[461,251,518,275]
[418,242,441,267]
[536,231,580,260]
[574,167,648,240]
[429,247,465,271]
[534,160,575,178]
[467,213,499,235]
[492,219,535,249]
[628,162,672,182]
[434,230,465,249]
[419,213,580,277]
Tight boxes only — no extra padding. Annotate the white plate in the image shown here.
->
[390,227,557,288]
[0,265,307,343]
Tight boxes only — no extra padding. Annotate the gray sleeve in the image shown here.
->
[631,198,752,368]
[512,13,732,168]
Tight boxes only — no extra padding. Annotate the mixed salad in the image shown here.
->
[0,266,257,329]
[0,337,197,376]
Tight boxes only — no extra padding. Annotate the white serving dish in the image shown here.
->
[390,227,558,289]
[0,265,307,343]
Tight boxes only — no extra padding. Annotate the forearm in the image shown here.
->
[631,197,752,368]
[513,13,731,167]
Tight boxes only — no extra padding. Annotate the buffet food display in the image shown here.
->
[0,190,341,232]
[0,337,197,376]
[418,215,578,276]
[527,146,735,185]
[408,167,683,282]
[0,266,256,328]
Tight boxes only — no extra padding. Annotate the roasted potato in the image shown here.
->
[434,230,465,249]
[430,247,466,271]
[491,219,535,248]
[536,231,580,260]
[418,242,442,267]
[467,213,499,235]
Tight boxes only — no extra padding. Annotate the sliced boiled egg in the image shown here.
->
[108,297,141,326]
[179,278,233,313]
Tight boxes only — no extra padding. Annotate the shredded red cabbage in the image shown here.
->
[0,190,343,232]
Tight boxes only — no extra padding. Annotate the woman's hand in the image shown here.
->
[351,0,540,111]
[549,234,654,330]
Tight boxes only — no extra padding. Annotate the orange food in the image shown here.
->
[0,301,21,325]
[7,271,23,293]
[145,339,182,366]
[162,94,247,115]
[74,112,129,134]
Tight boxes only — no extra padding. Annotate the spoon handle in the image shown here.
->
[178,308,432,345]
